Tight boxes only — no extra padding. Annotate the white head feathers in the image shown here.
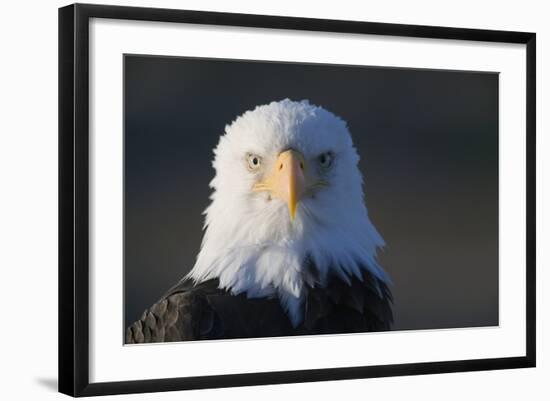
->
[186,99,389,326]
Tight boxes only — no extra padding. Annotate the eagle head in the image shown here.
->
[186,99,389,326]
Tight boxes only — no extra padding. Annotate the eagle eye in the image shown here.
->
[318,151,333,169]
[246,153,262,171]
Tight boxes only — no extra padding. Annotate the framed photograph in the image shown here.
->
[58,3,536,397]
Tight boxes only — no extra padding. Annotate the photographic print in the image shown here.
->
[59,4,535,395]
[124,55,499,344]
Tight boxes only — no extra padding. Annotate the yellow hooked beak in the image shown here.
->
[253,149,306,221]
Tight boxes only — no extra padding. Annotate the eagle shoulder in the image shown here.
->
[125,279,223,344]
[302,270,393,334]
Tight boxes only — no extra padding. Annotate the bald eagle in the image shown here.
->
[126,99,392,343]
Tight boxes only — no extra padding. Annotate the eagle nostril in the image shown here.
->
[279,163,283,171]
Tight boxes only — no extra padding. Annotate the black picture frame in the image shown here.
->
[59,3,536,397]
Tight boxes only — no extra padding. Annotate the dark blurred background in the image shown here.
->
[124,55,498,332]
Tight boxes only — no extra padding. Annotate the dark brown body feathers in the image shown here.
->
[126,271,392,344]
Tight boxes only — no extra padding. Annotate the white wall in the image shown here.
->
[0,0,547,399]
